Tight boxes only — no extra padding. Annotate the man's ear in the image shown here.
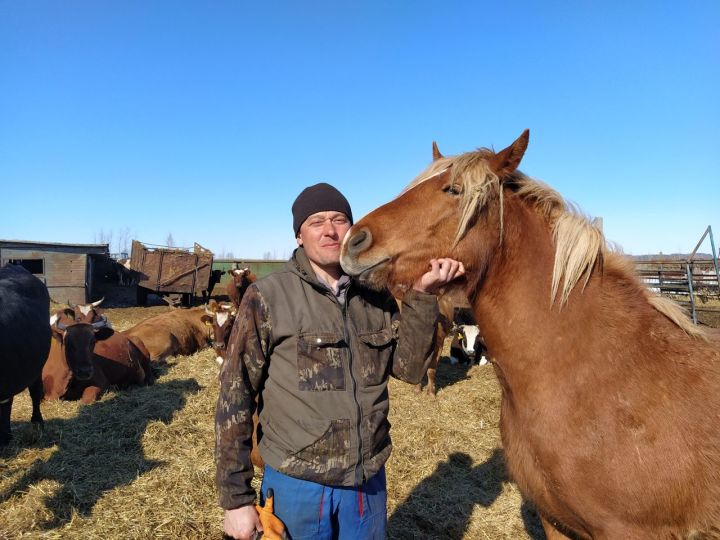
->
[296,234,303,246]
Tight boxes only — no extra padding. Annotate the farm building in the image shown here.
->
[0,239,110,305]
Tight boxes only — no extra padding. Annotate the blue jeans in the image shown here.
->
[260,465,387,540]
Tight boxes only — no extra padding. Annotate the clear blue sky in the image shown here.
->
[1,1,718,258]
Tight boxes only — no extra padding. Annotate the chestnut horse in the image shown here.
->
[341,130,720,539]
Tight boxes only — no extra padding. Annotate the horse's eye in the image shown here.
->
[443,184,462,195]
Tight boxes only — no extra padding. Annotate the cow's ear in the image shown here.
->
[201,314,213,325]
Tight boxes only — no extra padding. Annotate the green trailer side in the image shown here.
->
[213,259,286,283]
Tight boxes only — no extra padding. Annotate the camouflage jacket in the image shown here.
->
[215,247,439,509]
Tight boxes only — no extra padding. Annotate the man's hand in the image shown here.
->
[413,258,465,294]
[224,504,262,540]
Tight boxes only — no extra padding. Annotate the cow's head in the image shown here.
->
[230,267,256,287]
[49,298,110,380]
[201,300,237,365]
[458,324,481,358]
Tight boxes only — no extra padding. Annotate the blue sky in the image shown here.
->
[1,1,718,258]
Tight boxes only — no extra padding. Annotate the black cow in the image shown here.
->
[0,264,51,445]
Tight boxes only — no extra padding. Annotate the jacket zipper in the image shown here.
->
[337,283,365,486]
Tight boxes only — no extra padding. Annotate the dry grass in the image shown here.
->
[0,302,542,540]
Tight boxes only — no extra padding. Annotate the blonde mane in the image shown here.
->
[410,148,704,335]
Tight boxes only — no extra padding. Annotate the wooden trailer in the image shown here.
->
[129,240,214,306]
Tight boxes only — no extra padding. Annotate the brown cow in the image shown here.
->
[201,300,237,365]
[226,267,256,309]
[123,307,213,361]
[43,300,153,403]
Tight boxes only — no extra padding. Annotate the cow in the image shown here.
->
[451,323,487,366]
[43,299,154,403]
[202,269,226,303]
[123,307,214,361]
[417,293,487,396]
[201,300,237,365]
[226,267,256,309]
[0,264,51,445]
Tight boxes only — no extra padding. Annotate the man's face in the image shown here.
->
[297,211,352,268]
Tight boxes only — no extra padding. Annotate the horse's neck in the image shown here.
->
[470,202,593,386]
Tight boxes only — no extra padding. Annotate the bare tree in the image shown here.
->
[94,228,113,248]
[116,227,132,256]
[166,233,175,248]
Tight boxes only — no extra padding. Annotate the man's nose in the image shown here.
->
[322,219,338,235]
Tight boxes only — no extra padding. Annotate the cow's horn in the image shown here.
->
[91,297,105,308]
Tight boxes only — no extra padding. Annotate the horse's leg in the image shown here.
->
[426,363,437,396]
[540,515,575,540]
[0,397,13,445]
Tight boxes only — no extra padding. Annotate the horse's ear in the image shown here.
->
[432,141,444,161]
[489,129,529,179]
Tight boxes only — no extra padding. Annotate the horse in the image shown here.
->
[340,130,720,539]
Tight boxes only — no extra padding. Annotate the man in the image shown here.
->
[216,182,465,539]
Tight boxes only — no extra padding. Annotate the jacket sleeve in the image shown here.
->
[390,289,439,384]
[215,284,271,509]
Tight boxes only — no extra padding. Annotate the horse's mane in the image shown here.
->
[410,148,704,337]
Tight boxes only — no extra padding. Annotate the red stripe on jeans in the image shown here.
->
[319,487,325,522]
[358,490,364,518]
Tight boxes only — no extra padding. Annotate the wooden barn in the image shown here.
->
[0,239,109,305]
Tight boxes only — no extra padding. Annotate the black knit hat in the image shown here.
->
[292,183,353,236]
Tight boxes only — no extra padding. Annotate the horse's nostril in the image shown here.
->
[349,228,372,254]
[351,230,366,247]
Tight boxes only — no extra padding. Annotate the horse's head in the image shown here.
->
[341,130,529,294]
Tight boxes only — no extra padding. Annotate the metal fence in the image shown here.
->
[635,226,720,324]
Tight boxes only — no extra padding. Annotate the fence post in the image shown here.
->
[685,262,697,325]
[709,226,720,298]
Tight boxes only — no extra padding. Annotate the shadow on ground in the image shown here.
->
[388,449,545,539]
[0,377,200,530]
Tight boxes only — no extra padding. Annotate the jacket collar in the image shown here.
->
[288,247,351,297]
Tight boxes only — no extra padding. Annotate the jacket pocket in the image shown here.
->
[357,328,394,386]
[278,418,353,484]
[297,332,346,391]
